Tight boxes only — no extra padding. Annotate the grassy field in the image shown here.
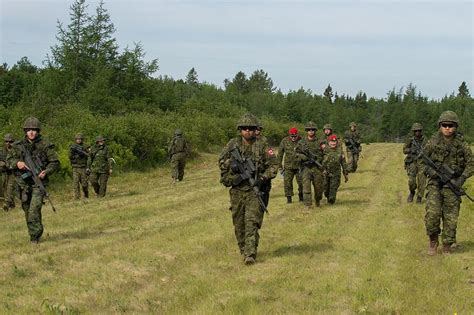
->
[0,143,473,314]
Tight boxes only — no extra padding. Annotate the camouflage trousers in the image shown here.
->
[283,168,303,197]
[230,188,264,258]
[324,172,342,204]
[90,172,109,197]
[302,166,324,206]
[171,155,186,181]
[405,162,426,198]
[425,183,461,245]
[19,185,44,241]
[346,151,359,173]
[260,180,272,208]
[1,173,16,209]
[72,167,89,199]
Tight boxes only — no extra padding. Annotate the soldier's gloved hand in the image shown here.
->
[253,177,266,188]
[344,173,349,183]
[230,160,241,173]
[450,175,466,189]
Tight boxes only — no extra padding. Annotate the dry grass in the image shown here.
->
[0,144,473,314]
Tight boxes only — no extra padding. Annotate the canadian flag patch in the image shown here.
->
[267,148,275,156]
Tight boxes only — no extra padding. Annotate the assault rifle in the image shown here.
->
[229,147,268,214]
[413,141,473,202]
[71,144,89,158]
[346,137,360,154]
[300,147,324,170]
[18,144,57,212]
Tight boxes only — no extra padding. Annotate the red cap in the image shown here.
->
[289,127,298,135]
[328,134,338,142]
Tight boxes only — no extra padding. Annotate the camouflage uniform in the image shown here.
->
[1,134,17,211]
[403,123,427,203]
[69,133,89,199]
[8,117,59,242]
[256,126,272,208]
[88,136,112,197]
[323,145,349,204]
[168,129,189,182]
[296,122,324,207]
[423,111,473,253]
[344,122,362,173]
[219,114,278,263]
[278,134,303,201]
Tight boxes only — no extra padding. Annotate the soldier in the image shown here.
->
[322,134,349,204]
[168,129,189,183]
[255,122,272,208]
[69,133,90,199]
[1,134,17,211]
[423,111,473,255]
[278,127,303,203]
[88,135,112,197]
[7,117,59,243]
[218,113,278,265]
[344,122,362,173]
[296,121,324,208]
[403,123,427,203]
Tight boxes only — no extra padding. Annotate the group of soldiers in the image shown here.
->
[0,117,113,243]
[218,113,362,265]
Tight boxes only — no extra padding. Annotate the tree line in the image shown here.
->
[0,0,472,178]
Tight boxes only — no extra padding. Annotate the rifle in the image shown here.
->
[347,137,360,154]
[71,144,89,158]
[18,144,57,212]
[413,141,473,202]
[229,147,268,214]
[300,147,324,170]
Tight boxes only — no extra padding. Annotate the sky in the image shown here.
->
[1,0,473,99]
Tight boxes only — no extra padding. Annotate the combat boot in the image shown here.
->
[3,205,8,212]
[428,235,438,256]
[315,199,321,207]
[442,244,452,254]
[407,191,415,203]
[298,193,304,202]
[84,188,89,199]
[416,196,422,203]
[287,196,292,204]
[244,255,256,265]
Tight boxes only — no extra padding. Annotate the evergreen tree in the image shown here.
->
[248,69,274,93]
[323,84,333,103]
[185,67,199,86]
[457,81,470,98]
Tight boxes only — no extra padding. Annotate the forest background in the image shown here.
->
[1,0,472,179]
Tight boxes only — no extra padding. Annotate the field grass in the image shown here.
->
[0,143,473,314]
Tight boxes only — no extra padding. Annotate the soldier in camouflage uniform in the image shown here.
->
[344,122,362,173]
[255,122,272,208]
[168,129,189,183]
[423,111,473,255]
[323,134,349,204]
[278,127,303,203]
[88,135,112,197]
[320,123,338,149]
[69,133,90,199]
[1,134,17,211]
[7,117,59,243]
[219,113,278,265]
[403,123,427,203]
[296,121,324,208]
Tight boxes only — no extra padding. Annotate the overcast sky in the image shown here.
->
[1,0,473,99]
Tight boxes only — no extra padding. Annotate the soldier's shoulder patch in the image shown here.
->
[267,148,275,156]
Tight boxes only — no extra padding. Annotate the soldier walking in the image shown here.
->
[323,135,349,204]
[403,123,427,203]
[7,117,59,243]
[1,134,17,211]
[168,129,189,183]
[344,122,362,173]
[296,121,324,208]
[278,127,303,203]
[69,133,90,199]
[423,111,473,255]
[88,135,112,197]
[218,113,278,265]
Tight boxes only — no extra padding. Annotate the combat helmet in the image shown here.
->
[174,129,183,136]
[305,121,317,131]
[236,113,259,129]
[75,133,84,140]
[411,123,423,131]
[4,134,14,142]
[323,123,332,130]
[96,135,106,142]
[349,122,357,128]
[437,111,459,126]
[23,117,41,130]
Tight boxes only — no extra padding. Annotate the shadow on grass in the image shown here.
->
[454,240,474,253]
[354,169,379,174]
[46,229,108,242]
[330,198,370,206]
[339,186,365,191]
[269,242,334,258]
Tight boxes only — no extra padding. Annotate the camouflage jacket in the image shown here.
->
[168,135,189,158]
[0,146,15,174]
[422,132,474,185]
[69,143,90,168]
[402,135,426,165]
[344,130,362,152]
[7,135,60,187]
[296,136,324,168]
[219,137,278,190]
[278,136,302,169]
[88,144,112,173]
[323,146,349,177]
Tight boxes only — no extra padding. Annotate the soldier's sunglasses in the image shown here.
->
[441,123,455,128]
[306,128,316,131]
[5,141,13,143]
[290,135,298,138]
[240,126,257,131]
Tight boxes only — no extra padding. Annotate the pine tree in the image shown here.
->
[457,81,470,98]
[185,67,199,86]
[323,84,333,103]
